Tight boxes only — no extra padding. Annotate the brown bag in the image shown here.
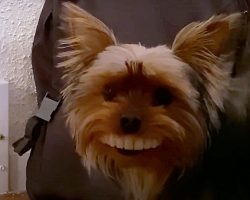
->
[22,0,250,199]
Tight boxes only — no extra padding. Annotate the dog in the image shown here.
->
[57,2,249,200]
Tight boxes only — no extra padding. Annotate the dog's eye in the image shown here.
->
[103,86,116,101]
[153,87,172,106]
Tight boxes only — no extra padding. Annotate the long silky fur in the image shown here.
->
[84,144,169,200]
[58,3,250,200]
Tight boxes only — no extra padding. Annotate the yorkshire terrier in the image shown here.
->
[58,2,249,200]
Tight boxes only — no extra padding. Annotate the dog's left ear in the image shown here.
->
[172,13,245,73]
[59,2,117,67]
[172,13,247,126]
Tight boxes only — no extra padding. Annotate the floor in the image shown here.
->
[0,192,29,200]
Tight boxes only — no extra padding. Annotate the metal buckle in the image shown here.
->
[35,92,61,122]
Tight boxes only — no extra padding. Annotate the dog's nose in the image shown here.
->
[120,115,141,134]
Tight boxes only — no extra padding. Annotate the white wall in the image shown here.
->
[0,0,45,191]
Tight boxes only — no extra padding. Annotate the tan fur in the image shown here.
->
[58,2,249,200]
[172,13,245,126]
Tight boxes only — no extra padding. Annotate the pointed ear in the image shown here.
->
[172,13,246,127]
[172,13,245,72]
[58,2,117,68]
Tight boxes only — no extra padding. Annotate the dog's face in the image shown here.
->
[70,43,205,163]
[66,44,205,199]
[59,3,245,200]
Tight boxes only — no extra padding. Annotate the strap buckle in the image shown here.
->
[13,116,43,156]
[36,92,61,122]
[13,92,61,156]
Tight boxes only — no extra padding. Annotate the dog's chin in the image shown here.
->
[83,139,181,200]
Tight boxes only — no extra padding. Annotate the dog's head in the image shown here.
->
[58,3,245,200]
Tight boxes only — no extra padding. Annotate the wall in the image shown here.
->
[0,0,45,191]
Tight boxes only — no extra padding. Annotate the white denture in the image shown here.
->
[134,139,144,150]
[100,135,161,150]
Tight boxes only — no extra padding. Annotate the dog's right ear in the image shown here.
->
[58,2,117,68]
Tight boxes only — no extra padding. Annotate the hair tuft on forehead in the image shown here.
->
[125,61,144,77]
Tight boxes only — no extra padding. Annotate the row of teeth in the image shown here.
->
[99,135,162,150]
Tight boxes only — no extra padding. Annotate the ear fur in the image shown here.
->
[58,2,117,71]
[172,13,246,126]
[57,2,118,117]
[172,13,244,74]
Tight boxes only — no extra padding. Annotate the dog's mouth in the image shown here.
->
[99,135,162,155]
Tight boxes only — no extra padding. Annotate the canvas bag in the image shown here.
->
[14,0,250,199]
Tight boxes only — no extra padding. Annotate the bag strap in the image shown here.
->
[13,93,61,156]
[12,0,76,156]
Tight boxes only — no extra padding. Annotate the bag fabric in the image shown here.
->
[28,0,250,199]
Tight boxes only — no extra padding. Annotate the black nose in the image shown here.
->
[120,115,141,134]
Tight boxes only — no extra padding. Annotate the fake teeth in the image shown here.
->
[100,135,161,150]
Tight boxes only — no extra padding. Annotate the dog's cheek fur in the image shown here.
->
[67,97,118,155]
